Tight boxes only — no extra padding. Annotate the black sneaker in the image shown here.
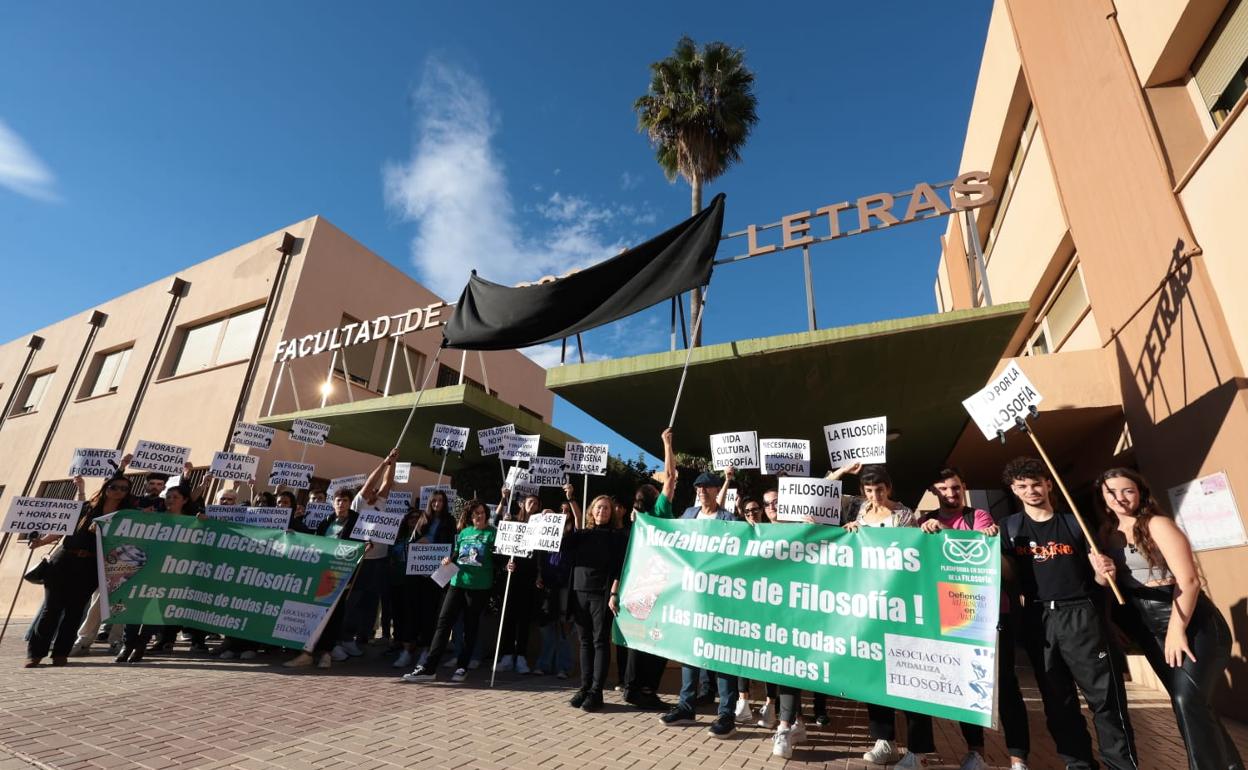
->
[708,715,736,739]
[695,689,716,706]
[580,691,604,712]
[660,707,696,726]
[569,690,589,708]
[624,690,669,711]
[814,714,830,727]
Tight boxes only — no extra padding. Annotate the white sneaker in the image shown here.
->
[69,644,91,657]
[341,641,364,657]
[401,665,435,683]
[863,739,900,764]
[497,655,514,672]
[330,645,349,662]
[756,700,778,729]
[416,649,428,667]
[959,751,989,770]
[790,719,807,746]
[1009,763,1030,770]
[393,650,413,669]
[468,659,481,670]
[515,656,530,674]
[239,650,258,660]
[451,667,468,682]
[733,698,754,724]
[218,650,237,660]
[772,727,793,759]
[895,752,929,769]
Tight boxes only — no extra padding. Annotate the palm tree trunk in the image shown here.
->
[689,174,703,347]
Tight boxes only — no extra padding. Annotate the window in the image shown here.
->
[334,315,381,389]
[982,107,1038,273]
[1024,260,1090,356]
[170,306,264,377]
[1193,0,1248,128]
[380,339,427,395]
[437,364,461,388]
[10,370,54,416]
[81,346,132,398]
[36,479,77,500]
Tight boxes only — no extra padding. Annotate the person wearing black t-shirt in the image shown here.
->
[1000,457,1137,770]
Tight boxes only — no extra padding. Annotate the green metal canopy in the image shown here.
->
[259,384,577,474]
[546,303,1029,505]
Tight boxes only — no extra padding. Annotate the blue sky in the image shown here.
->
[0,1,991,467]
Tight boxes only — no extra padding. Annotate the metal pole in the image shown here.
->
[401,345,416,391]
[286,363,302,412]
[576,334,585,364]
[383,340,400,397]
[677,293,688,349]
[670,298,677,352]
[477,351,490,393]
[561,337,568,365]
[321,350,338,409]
[339,349,355,403]
[489,557,515,687]
[668,285,709,428]
[436,449,449,487]
[458,350,467,384]
[964,209,993,307]
[393,347,445,449]
[117,279,188,451]
[266,359,287,417]
[801,245,818,332]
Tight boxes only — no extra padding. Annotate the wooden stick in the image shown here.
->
[1023,420,1125,605]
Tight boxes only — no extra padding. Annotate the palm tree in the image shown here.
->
[635,36,759,345]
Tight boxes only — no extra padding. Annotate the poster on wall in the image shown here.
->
[1168,471,1247,552]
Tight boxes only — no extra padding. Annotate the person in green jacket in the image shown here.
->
[400,499,495,684]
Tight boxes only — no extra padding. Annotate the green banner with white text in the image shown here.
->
[96,511,365,649]
[614,515,1001,726]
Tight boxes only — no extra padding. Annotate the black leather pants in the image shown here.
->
[1125,587,1244,770]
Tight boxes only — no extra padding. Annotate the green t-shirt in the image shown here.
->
[450,526,495,590]
[653,493,675,519]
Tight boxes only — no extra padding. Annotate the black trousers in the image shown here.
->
[396,575,444,646]
[1121,589,1244,770]
[345,558,388,644]
[625,647,666,694]
[499,580,535,658]
[313,591,351,654]
[959,612,1031,759]
[573,589,612,693]
[1021,600,1138,770]
[866,704,935,753]
[424,587,490,669]
[27,556,96,660]
[123,624,160,649]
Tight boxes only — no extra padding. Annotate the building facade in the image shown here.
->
[936,0,1248,716]
[0,215,552,616]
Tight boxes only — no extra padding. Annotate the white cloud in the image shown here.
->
[620,171,642,190]
[0,119,58,202]
[384,60,629,299]
[520,341,606,369]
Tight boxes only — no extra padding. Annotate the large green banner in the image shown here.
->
[615,516,1001,726]
[96,511,365,649]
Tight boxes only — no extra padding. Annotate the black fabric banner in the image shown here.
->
[442,193,725,351]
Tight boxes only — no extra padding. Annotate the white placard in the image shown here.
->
[501,433,540,462]
[406,543,453,576]
[385,492,413,516]
[495,520,532,557]
[763,456,811,476]
[564,442,608,475]
[759,438,810,461]
[419,484,457,511]
[1168,471,1247,552]
[68,448,124,478]
[724,488,739,514]
[130,440,191,475]
[709,431,759,470]
[232,421,275,450]
[776,477,842,525]
[430,561,459,588]
[823,416,888,467]
[527,456,567,487]
[269,461,315,490]
[245,506,293,530]
[962,361,1044,441]
[351,508,404,545]
[210,451,259,482]
[2,497,82,536]
[290,418,330,446]
[430,423,470,453]
[504,466,539,498]
[203,505,249,524]
[327,474,367,496]
[394,462,411,484]
[302,502,334,530]
[478,424,516,456]
[524,512,566,552]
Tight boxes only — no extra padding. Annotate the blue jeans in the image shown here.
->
[678,665,737,719]
[536,621,573,673]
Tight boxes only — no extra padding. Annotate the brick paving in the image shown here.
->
[1,625,1245,769]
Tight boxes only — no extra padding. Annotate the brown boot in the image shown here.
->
[22,659,41,668]
[51,656,68,666]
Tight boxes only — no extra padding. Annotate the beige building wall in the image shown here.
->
[0,216,551,618]
[938,0,1248,718]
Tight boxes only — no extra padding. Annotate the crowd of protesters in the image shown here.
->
[17,427,1242,770]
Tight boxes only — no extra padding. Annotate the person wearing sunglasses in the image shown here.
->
[26,473,135,667]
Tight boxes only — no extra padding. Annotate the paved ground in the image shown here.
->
[1,625,1245,770]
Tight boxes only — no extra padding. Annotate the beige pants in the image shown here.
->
[75,592,123,648]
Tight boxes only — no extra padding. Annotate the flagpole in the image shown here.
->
[490,555,515,688]
[582,473,589,529]
[668,284,709,428]
[436,449,449,488]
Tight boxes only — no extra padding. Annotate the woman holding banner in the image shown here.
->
[392,490,456,670]
[1097,468,1244,770]
[836,464,932,768]
[562,494,629,712]
[26,473,135,668]
[400,499,496,683]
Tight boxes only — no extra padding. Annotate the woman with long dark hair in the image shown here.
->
[25,473,135,667]
[1097,468,1244,770]
[392,490,456,670]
